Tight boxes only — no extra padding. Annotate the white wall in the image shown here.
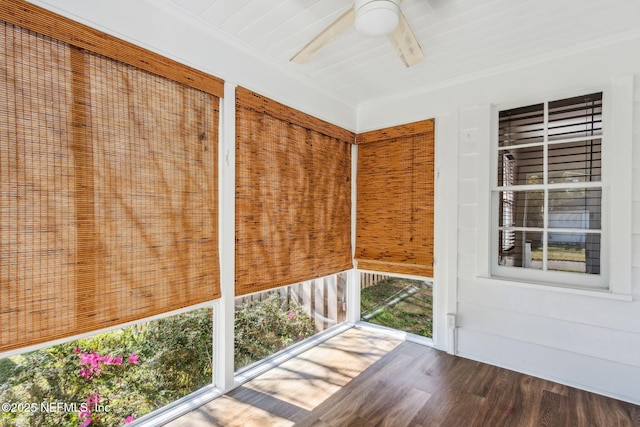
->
[360,35,640,404]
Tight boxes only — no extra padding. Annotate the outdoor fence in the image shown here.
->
[235,273,347,332]
[360,272,390,289]
[234,272,390,332]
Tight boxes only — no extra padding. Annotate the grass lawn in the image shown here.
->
[531,243,585,262]
[361,277,433,338]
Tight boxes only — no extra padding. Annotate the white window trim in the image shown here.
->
[480,77,633,296]
[608,76,634,296]
[491,90,607,289]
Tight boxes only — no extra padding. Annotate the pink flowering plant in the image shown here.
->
[72,348,141,426]
[0,333,145,427]
[0,307,214,427]
[0,301,313,426]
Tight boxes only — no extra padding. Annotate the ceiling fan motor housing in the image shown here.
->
[354,0,401,37]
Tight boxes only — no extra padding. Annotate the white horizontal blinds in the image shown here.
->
[496,93,603,275]
[0,3,221,352]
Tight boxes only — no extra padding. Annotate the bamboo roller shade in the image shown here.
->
[1,18,221,352]
[355,119,434,277]
[235,88,353,296]
[0,0,223,98]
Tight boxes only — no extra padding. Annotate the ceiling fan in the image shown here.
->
[291,0,425,68]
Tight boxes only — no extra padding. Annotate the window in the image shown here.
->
[0,307,214,426]
[234,273,347,371]
[359,273,433,338]
[493,92,604,288]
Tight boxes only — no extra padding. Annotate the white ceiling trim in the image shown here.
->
[357,27,640,111]
[25,0,640,117]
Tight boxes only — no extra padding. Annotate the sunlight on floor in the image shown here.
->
[167,328,401,426]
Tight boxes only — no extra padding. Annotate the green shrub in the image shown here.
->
[0,308,212,427]
[234,294,315,370]
[0,339,142,427]
[0,358,16,385]
[140,307,213,400]
[0,298,316,426]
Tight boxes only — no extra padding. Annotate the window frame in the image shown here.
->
[490,89,611,290]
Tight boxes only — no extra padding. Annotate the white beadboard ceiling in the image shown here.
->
[167,0,639,105]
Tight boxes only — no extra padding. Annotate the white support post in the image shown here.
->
[439,109,461,355]
[347,269,361,324]
[347,143,361,324]
[214,82,237,392]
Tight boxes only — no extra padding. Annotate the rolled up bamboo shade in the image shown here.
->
[1,7,221,353]
[235,88,353,296]
[355,119,434,277]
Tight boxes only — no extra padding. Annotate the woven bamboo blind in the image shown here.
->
[1,10,220,352]
[0,0,223,97]
[355,119,434,277]
[235,88,353,296]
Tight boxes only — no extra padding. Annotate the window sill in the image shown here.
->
[477,276,633,301]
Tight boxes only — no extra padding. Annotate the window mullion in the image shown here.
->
[497,181,602,192]
[542,101,549,271]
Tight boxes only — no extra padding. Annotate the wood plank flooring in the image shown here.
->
[166,327,640,427]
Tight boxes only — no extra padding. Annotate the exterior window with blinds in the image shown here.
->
[494,92,604,288]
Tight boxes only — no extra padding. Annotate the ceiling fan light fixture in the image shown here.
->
[354,0,400,37]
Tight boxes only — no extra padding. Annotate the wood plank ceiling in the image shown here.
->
[168,0,640,105]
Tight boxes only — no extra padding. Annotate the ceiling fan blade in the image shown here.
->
[387,12,425,67]
[291,7,355,64]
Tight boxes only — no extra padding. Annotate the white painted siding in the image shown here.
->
[360,36,640,404]
[632,79,640,301]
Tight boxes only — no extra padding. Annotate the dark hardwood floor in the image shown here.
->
[166,327,640,427]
